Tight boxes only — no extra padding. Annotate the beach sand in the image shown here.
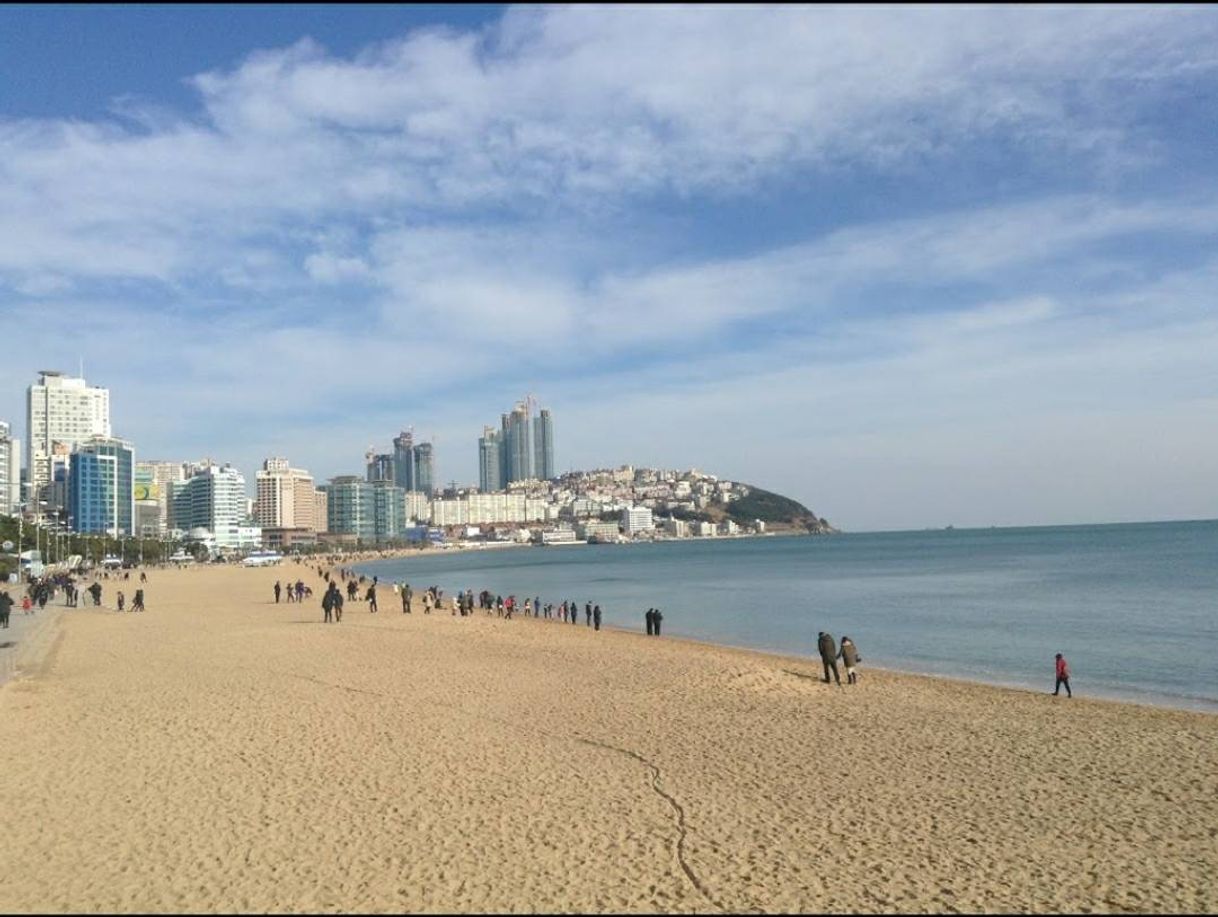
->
[1,564,1214,913]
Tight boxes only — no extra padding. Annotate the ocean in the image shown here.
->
[356,520,1218,713]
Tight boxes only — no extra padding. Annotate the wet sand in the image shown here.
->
[0,563,1214,913]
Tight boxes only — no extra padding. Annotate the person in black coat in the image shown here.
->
[653,608,663,636]
[818,631,841,685]
[645,608,654,635]
[593,605,602,631]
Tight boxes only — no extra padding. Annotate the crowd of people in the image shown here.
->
[289,565,643,637]
[0,567,149,624]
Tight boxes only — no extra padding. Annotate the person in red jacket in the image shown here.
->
[1054,653,1072,698]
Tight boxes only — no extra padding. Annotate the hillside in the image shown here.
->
[726,485,834,533]
[668,484,835,534]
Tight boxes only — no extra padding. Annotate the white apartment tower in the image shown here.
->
[171,463,250,549]
[0,420,20,515]
[26,370,111,513]
[254,457,317,532]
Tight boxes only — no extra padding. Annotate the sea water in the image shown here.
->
[357,520,1218,712]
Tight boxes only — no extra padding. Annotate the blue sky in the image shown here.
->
[2,4,1217,531]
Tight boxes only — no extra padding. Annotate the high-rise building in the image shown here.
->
[0,420,20,515]
[26,371,111,514]
[504,403,533,484]
[413,442,434,495]
[313,489,329,535]
[170,463,250,548]
[371,481,404,542]
[478,427,502,492]
[495,397,556,487]
[255,458,317,531]
[323,476,375,541]
[391,429,435,494]
[392,430,415,489]
[534,408,555,481]
[137,460,189,533]
[366,452,394,484]
[323,476,407,543]
[68,435,135,535]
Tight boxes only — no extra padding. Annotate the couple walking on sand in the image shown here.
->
[817,632,861,685]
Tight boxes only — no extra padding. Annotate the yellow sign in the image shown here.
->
[134,483,160,502]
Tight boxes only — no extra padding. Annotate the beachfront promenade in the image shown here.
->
[0,591,66,686]
[1,564,1215,913]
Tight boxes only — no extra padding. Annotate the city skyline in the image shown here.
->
[2,6,1217,531]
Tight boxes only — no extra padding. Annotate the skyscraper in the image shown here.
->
[413,442,435,494]
[68,435,135,535]
[504,402,534,484]
[493,397,556,487]
[0,420,19,515]
[478,426,502,492]
[254,458,317,531]
[366,451,394,484]
[391,429,435,494]
[26,370,111,514]
[170,463,248,547]
[323,476,375,541]
[392,430,416,490]
[534,408,555,481]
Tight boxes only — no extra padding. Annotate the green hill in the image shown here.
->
[725,485,833,533]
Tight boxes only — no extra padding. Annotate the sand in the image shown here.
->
[0,563,1215,914]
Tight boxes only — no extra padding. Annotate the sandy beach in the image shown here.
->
[1,563,1215,913]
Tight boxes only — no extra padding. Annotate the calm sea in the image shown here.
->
[356,520,1218,713]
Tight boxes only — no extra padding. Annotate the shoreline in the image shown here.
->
[556,617,1218,719]
[349,551,1218,718]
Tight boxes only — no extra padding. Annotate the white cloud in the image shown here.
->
[303,252,371,284]
[1,6,1217,527]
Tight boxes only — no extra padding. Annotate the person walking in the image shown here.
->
[322,584,335,623]
[838,636,861,685]
[366,583,378,613]
[818,632,841,685]
[333,585,344,622]
[89,582,102,607]
[645,608,654,635]
[585,602,592,627]
[0,589,12,629]
[653,608,663,636]
[274,581,282,603]
[1054,653,1072,698]
[131,589,145,613]
[593,604,602,631]
[116,590,125,612]
[401,583,411,613]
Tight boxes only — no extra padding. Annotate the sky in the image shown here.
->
[1,4,1217,532]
